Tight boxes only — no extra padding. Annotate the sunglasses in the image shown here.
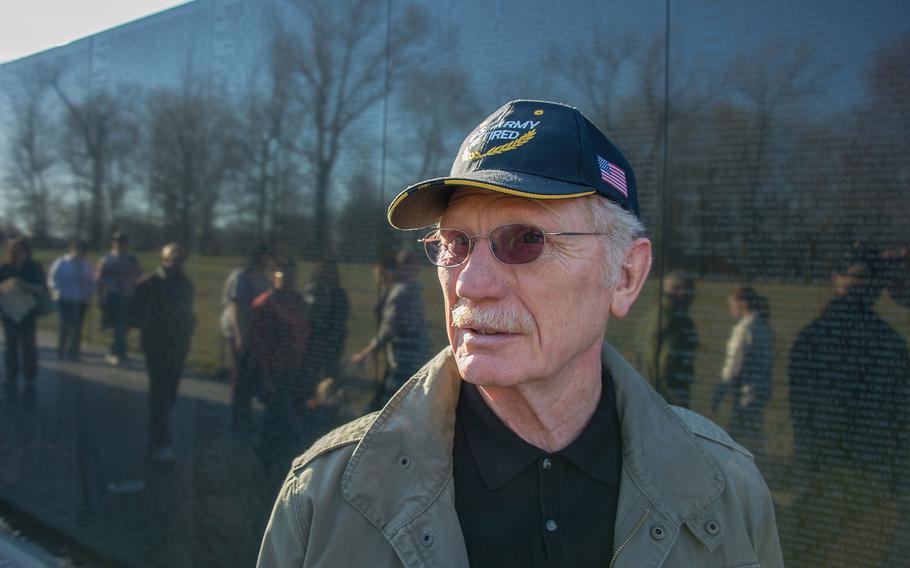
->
[419,223,606,267]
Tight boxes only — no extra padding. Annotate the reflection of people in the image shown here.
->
[883,245,910,308]
[259,100,782,567]
[787,245,910,566]
[221,243,271,427]
[0,238,46,394]
[641,270,698,408]
[302,258,349,385]
[350,251,431,410]
[95,232,142,366]
[711,287,774,455]
[133,243,196,463]
[246,258,310,470]
[47,240,94,361]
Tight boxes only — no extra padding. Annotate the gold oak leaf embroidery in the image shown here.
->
[469,129,537,160]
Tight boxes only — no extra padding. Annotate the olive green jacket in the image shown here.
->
[258,344,783,567]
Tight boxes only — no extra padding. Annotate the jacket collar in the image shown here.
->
[341,343,723,535]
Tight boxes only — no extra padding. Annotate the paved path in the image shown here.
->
[0,335,351,567]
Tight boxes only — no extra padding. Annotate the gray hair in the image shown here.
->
[587,197,646,287]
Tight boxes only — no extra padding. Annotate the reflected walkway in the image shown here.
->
[0,334,322,568]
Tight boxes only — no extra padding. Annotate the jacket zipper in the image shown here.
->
[609,509,650,568]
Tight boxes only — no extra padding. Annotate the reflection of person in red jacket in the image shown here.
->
[246,257,311,471]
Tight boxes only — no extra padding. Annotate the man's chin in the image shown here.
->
[454,349,526,387]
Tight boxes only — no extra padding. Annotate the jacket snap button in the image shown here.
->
[705,520,720,535]
[399,455,411,469]
[650,525,665,540]
[420,530,434,547]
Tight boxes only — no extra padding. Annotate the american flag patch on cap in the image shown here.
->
[597,155,628,197]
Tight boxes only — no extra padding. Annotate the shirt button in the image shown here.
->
[541,458,552,470]
[545,519,558,532]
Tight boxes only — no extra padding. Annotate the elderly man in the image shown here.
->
[258,100,782,567]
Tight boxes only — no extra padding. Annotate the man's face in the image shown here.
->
[437,188,615,388]
[664,280,691,306]
[161,246,186,272]
[273,268,296,290]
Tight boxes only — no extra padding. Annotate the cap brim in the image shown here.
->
[387,170,596,229]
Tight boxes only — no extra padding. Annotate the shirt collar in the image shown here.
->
[457,367,621,490]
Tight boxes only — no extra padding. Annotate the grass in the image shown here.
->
[31,249,910,466]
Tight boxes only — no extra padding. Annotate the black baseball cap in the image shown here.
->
[387,100,639,229]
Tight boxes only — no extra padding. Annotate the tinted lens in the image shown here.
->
[425,228,471,267]
[490,224,546,264]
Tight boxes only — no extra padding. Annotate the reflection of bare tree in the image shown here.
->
[718,41,827,276]
[2,66,58,240]
[396,66,482,182]
[236,57,301,242]
[547,32,710,251]
[270,0,427,251]
[146,78,242,252]
[547,31,640,134]
[52,72,140,246]
[852,34,910,244]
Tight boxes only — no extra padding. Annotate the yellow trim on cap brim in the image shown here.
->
[388,179,596,214]
[440,179,596,199]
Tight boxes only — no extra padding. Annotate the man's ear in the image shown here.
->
[610,238,652,319]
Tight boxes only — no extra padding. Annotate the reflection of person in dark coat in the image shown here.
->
[786,246,910,566]
[133,243,196,462]
[640,271,698,408]
[302,258,349,385]
[0,238,46,393]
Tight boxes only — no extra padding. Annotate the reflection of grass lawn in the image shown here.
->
[33,250,910,473]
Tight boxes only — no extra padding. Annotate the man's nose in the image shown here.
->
[454,237,507,301]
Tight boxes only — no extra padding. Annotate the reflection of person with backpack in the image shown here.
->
[350,252,431,411]
[221,243,271,429]
[711,287,774,457]
[0,238,46,395]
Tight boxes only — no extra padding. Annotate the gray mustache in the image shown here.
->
[451,302,534,335]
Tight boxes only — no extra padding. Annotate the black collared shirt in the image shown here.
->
[453,368,623,568]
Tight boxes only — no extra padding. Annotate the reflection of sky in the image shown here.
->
[0,0,907,221]
[672,0,909,110]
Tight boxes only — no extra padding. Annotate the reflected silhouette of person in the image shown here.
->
[246,257,311,472]
[222,243,271,429]
[641,270,698,408]
[350,251,432,411]
[712,287,774,458]
[0,238,46,396]
[95,232,142,366]
[302,258,350,386]
[787,245,910,565]
[47,239,94,361]
[133,243,196,463]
